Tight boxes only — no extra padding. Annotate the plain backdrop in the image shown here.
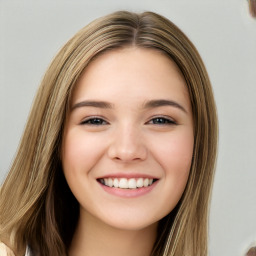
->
[0,0,256,255]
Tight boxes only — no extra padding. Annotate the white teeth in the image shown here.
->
[136,178,143,188]
[108,178,113,187]
[143,178,149,187]
[128,178,137,189]
[113,178,119,188]
[119,178,128,189]
[100,177,155,189]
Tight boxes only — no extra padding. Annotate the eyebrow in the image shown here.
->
[71,100,114,110]
[71,99,187,113]
[143,99,188,113]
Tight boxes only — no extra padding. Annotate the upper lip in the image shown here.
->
[97,173,159,180]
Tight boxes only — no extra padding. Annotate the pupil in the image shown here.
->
[92,118,101,124]
[155,118,165,124]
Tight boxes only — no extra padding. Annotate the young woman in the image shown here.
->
[0,11,218,256]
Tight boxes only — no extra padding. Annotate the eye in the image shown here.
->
[147,116,176,125]
[80,117,108,126]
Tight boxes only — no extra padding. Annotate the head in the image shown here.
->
[0,11,218,256]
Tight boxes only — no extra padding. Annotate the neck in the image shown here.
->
[68,210,158,256]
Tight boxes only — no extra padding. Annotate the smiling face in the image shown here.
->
[61,47,194,231]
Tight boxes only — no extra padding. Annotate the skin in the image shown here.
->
[62,47,194,256]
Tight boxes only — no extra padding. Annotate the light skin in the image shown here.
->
[62,47,194,256]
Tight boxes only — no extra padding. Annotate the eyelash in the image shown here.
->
[80,116,176,126]
[80,117,109,126]
[147,116,177,125]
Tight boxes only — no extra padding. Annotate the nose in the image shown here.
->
[107,124,148,163]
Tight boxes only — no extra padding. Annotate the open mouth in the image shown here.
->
[97,177,158,189]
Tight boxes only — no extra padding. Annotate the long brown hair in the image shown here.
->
[0,11,218,256]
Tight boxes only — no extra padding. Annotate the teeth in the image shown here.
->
[119,178,128,189]
[108,178,113,187]
[99,178,155,189]
[137,178,143,188]
[113,178,119,188]
[143,178,149,187]
[128,178,137,189]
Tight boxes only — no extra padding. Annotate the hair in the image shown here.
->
[0,11,218,256]
[246,241,256,256]
[247,247,256,256]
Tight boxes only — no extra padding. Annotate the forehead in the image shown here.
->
[71,47,190,107]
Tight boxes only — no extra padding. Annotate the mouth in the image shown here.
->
[97,177,158,189]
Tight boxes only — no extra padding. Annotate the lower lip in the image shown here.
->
[99,181,158,198]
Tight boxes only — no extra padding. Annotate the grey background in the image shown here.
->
[0,0,256,255]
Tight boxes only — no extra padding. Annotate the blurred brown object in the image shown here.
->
[248,0,256,18]
[247,247,256,256]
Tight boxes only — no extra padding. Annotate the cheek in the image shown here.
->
[61,130,107,207]
[167,133,193,177]
[155,129,194,169]
[153,130,194,195]
[61,129,105,176]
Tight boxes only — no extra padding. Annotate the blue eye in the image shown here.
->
[148,117,176,125]
[81,117,108,125]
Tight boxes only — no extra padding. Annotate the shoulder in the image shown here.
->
[0,242,16,256]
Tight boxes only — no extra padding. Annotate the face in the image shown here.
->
[62,47,194,231]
